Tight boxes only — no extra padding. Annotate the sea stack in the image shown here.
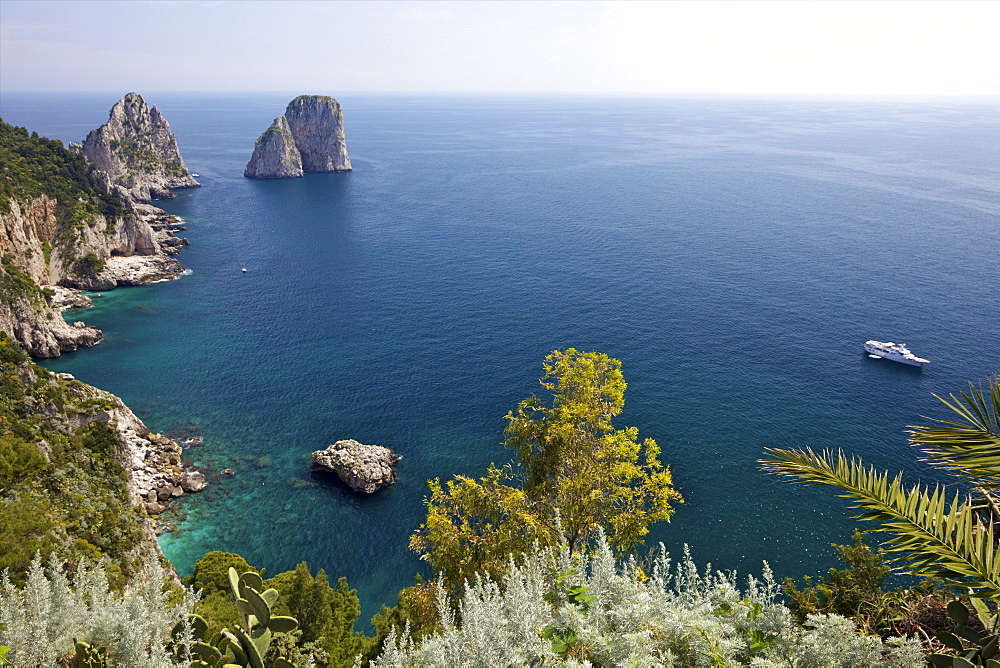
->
[244,116,303,178]
[245,95,351,179]
[80,92,200,202]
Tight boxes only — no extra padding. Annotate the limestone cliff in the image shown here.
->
[0,257,102,357]
[81,92,199,202]
[285,95,352,172]
[245,95,351,179]
[1,119,188,355]
[244,116,303,179]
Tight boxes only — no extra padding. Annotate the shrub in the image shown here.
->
[0,553,197,667]
[369,534,924,666]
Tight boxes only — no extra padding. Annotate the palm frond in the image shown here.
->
[759,447,1000,598]
[908,373,1000,484]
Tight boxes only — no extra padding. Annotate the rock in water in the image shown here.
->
[311,439,399,493]
[245,95,351,179]
[244,116,303,178]
[81,92,200,202]
[284,95,352,172]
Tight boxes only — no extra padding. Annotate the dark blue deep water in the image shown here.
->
[2,93,999,623]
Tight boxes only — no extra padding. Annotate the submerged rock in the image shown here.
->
[245,95,351,179]
[244,116,303,178]
[311,439,399,493]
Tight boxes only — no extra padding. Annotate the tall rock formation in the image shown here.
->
[285,95,352,172]
[245,95,351,178]
[81,92,200,202]
[243,116,303,179]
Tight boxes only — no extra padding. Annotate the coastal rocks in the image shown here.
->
[245,95,351,179]
[81,93,200,203]
[112,406,207,516]
[311,439,399,493]
[244,116,303,178]
[0,271,104,358]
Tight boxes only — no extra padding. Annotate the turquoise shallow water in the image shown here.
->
[2,93,999,623]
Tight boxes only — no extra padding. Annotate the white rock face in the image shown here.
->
[81,92,200,202]
[311,439,399,493]
[244,116,303,178]
[245,95,351,179]
[284,95,352,172]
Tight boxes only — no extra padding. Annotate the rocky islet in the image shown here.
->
[311,439,400,494]
[245,95,352,178]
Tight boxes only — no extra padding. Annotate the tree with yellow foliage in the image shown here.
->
[411,349,682,588]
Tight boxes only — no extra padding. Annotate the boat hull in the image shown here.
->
[864,342,929,367]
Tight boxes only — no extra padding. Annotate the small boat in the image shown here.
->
[241,267,247,272]
[864,340,930,367]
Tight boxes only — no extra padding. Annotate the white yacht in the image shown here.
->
[864,340,930,367]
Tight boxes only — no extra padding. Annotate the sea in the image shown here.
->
[1,92,998,625]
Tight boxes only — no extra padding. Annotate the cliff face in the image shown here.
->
[0,194,161,286]
[245,95,351,179]
[0,118,189,356]
[244,116,303,179]
[285,95,352,172]
[0,257,102,358]
[81,93,200,202]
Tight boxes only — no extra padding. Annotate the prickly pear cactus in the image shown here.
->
[74,640,110,667]
[929,600,1000,667]
[170,568,299,668]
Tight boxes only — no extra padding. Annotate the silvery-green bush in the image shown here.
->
[367,535,923,667]
[0,553,197,667]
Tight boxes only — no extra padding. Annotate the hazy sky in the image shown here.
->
[2,0,998,96]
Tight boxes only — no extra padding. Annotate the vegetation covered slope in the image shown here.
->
[0,120,128,224]
[0,332,157,585]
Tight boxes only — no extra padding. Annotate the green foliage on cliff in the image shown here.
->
[72,252,106,279]
[0,254,48,310]
[108,138,188,177]
[0,332,149,585]
[0,119,128,224]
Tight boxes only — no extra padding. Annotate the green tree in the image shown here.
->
[412,349,682,588]
[188,551,257,633]
[266,562,374,667]
[760,373,1000,599]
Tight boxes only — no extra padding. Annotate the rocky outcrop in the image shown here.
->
[244,116,303,178]
[0,285,103,358]
[311,439,399,493]
[245,95,351,179]
[81,92,200,202]
[285,96,352,172]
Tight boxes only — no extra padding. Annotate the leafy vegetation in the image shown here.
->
[373,534,924,666]
[72,252,106,279]
[0,254,48,309]
[411,349,682,588]
[0,553,197,667]
[186,552,375,667]
[0,332,149,585]
[760,373,1000,599]
[0,120,129,224]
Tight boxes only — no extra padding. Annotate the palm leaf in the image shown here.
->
[908,374,1000,485]
[759,447,1000,598]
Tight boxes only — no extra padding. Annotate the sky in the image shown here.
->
[1,0,998,96]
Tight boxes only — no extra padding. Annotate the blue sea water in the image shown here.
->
[2,92,998,624]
